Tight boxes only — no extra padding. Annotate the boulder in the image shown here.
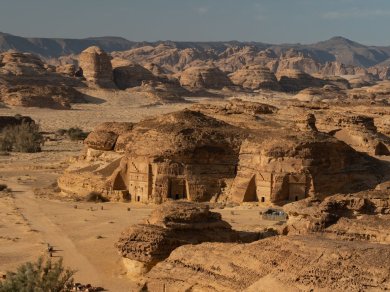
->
[84,131,118,151]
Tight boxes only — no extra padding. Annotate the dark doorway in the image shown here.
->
[295,196,298,201]
[243,176,258,202]
[169,179,187,200]
[261,197,265,203]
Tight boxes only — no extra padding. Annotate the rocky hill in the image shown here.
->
[2,32,390,69]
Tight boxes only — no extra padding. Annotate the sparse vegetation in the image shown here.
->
[0,122,43,153]
[56,127,89,141]
[0,257,75,292]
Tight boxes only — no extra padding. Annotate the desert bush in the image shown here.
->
[0,257,75,292]
[85,191,109,202]
[0,184,7,191]
[55,129,67,136]
[55,128,88,141]
[0,122,43,153]
[66,128,88,141]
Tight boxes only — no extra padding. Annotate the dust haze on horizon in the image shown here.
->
[1,0,390,45]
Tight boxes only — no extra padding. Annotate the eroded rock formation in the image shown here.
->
[115,201,257,277]
[179,66,232,90]
[229,65,280,91]
[0,51,85,109]
[59,103,386,205]
[78,46,115,88]
[145,234,390,291]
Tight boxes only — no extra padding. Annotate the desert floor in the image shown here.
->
[0,91,282,291]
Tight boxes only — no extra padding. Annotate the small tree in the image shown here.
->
[0,257,75,292]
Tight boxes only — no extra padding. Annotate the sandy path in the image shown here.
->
[9,182,103,286]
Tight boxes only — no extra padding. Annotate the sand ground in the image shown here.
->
[0,91,281,291]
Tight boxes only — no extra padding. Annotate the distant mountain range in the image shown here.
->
[1,32,390,68]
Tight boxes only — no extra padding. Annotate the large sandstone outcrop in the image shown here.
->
[112,63,156,89]
[78,46,114,88]
[58,110,244,201]
[230,129,382,205]
[59,104,386,204]
[294,86,347,103]
[285,190,390,242]
[0,51,85,109]
[126,80,188,103]
[115,201,257,277]
[229,65,281,91]
[145,235,390,291]
[179,66,232,90]
[318,114,390,156]
[277,69,323,92]
[57,122,134,200]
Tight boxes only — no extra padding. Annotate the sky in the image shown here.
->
[0,0,389,45]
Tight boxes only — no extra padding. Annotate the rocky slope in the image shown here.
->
[0,51,85,109]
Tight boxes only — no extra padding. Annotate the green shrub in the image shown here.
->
[0,257,75,292]
[0,122,43,153]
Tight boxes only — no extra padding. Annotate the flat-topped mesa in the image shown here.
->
[115,201,247,277]
[78,46,115,88]
[179,66,232,90]
[229,65,281,91]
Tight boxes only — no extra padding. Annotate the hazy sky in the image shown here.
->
[0,0,389,45]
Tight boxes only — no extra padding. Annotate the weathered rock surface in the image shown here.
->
[126,80,187,103]
[191,99,278,116]
[78,46,114,88]
[145,235,390,292]
[0,51,85,109]
[112,63,156,89]
[179,66,232,90]
[59,105,386,204]
[285,190,390,243]
[115,201,258,277]
[277,69,323,92]
[318,114,390,155]
[231,129,383,204]
[229,65,281,91]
